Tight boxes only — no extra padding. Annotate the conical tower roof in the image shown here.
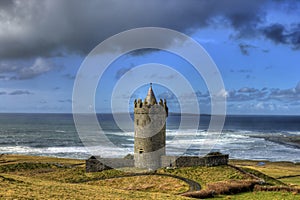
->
[145,83,157,105]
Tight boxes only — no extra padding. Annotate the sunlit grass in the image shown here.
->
[88,175,189,194]
[0,155,299,199]
[219,191,299,200]
[0,173,189,200]
[230,160,300,187]
[157,165,253,189]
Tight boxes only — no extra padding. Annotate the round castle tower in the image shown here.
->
[134,83,168,170]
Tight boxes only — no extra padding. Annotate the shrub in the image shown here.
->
[182,180,259,198]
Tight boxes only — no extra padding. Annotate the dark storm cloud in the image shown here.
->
[0,0,14,8]
[0,0,270,59]
[261,23,300,49]
[262,23,287,44]
[0,91,7,95]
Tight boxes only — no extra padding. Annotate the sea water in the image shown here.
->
[0,113,299,162]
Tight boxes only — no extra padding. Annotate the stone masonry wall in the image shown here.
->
[161,154,229,168]
[86,154,229,172]
[86,156,134,172]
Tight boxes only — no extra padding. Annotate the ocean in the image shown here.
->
[0,113,299,162]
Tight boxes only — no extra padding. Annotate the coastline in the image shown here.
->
[251,135,300,149]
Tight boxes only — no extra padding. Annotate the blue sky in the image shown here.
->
[0,0,299,115]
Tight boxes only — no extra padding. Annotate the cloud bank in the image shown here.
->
[1,0,299,60]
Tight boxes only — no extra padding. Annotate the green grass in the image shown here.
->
[0,173,189,200]
[157,165,253,188]
[230,160,300,187]
[240,167,285,186]
[279,176,300,187]
[0,155,190,199]
[0,155,299,199]
[88,175,190,194]
[219,191,299,200]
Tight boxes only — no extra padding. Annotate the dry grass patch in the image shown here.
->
[0,173,189,200]
[0,154,84,166]
[89,175,189,194]
[158,165,253,188]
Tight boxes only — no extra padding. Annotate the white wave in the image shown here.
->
[0,146,87,154]
[106,132,134,137]
[1,128,299,162]
[0,145,133,159]
[286,131,300,136]
[55,130,66,133]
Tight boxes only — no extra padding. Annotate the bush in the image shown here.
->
[182,180,259,198]
[254,185,300,194]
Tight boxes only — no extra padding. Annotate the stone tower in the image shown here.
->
[134,83,168,170]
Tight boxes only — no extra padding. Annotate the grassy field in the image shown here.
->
[157,165,252,188]
[219,191,299,200]
[0,154,299,199]
[230,159,300,187]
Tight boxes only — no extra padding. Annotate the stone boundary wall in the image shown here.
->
[86,156,134,172]
[86,154,229,172]
[161,154,229,168]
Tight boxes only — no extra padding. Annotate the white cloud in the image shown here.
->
[18,58,54,79]
[0,58,57,80]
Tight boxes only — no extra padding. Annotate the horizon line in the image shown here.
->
[0,112,299,117]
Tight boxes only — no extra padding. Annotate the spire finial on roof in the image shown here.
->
[145,83,157,105]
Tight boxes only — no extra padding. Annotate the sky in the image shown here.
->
[0,0,300,115]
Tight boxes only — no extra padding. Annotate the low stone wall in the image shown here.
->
[86,153,229,172]
[86,156,134,172]
[161,154,229,168]
[204,154,229,166]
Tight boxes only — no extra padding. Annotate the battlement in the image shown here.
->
[134,98,168,115]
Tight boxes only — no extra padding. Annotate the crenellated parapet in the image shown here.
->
[134,98,168,116]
